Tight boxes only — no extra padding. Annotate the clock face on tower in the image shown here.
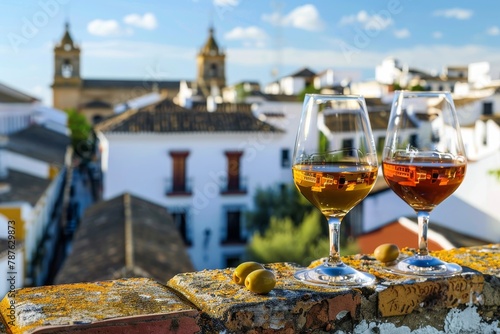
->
[64,44,71,51]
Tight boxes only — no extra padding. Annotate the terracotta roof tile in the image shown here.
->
[7,124,70,165]
[96,99,282,133]
[0,81,40,103]
[0,169,51,205]
[55,193,194,284]
[191,102,252,113]
[288,67,316,78]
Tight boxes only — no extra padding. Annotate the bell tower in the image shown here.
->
[52,22,82,110]
[196,26,226,97]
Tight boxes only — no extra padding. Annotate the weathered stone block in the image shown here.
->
[167,262,372,333]
[0,278,199,334]
[378,271,483,317]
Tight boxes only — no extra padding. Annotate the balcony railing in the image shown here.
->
[165,177,193,196]
[219,176,247,195]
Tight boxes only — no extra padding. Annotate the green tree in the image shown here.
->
[245,184,361,265]
[297,84,321,101]
[65,109,94,160]
[392,82,403,91]
[489,169,500,181]
[246,184,313,234]
[247,210,329,266]
[234,82,249,102]
[409,84,426,91]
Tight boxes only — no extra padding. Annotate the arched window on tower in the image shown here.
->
[209,63,217,77]
[62,59,73,78]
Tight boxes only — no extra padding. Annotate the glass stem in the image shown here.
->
[417,211,430,256]
[327,217,342,265]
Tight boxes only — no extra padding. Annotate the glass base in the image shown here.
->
[295,262,376,287]
[387,255,462,277]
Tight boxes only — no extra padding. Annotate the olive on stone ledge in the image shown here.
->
[374,243,400,263]
[244,269,276,294]
[232,261,264,285]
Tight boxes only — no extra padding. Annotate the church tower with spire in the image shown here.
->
[52,22,82,111]
[196,26,226,97]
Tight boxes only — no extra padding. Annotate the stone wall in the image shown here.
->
[0,244,498,333]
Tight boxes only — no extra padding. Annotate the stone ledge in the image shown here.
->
[0,245,498,333]
[0,278,199,334]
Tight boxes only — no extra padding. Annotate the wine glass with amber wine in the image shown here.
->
[292,94,379,286]
[382,91,467,276]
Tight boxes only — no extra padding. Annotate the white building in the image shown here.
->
[0,82,68,136]
[0,124,72,290]
[0,81,72,292]
[95,99,291,270]
[99,58,500,271]
[264,68,316,96]
[375,57,494,94]
[362,98,500,244]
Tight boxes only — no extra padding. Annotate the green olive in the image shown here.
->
[232,262,265,285]
[374,243,400,263]
[244,269,276,294]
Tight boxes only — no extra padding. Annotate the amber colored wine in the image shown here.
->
[293,163,378,218]
[383,160,466,212]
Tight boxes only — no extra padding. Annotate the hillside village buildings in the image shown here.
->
[0,83,72,296]
[1,22,500,285]
[52,23,227,124]
[91,24,500,270]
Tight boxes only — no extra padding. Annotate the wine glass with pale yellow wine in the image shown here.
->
[292,94,379,286]
[382,91,467,276]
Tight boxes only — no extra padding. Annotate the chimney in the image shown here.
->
[0,136,8,179]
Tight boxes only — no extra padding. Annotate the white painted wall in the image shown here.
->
[434,150,500,241]
[264,82,280,95]
[364,148,500,243]
[2,146,67,286]
[100,89,500,269]
[314,69,335,89]
[18,170,66,285]
[280,77,305,96]
[350,81,384,98]
[0,246,24,298]
[0,103,67,136]
[0,105,32,135]
[6,151,49,179]
[101,131,289,270]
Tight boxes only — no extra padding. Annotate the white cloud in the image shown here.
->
[487,26,500,36]
[213,0,239,6]
[433,8,473,20]
[394,28,410,39]
[87,19,132,37]
[123,13,158,30]
[432,31,443,39]
[339,10,393,31]
[262,4,325,32]
[225,26,268,47]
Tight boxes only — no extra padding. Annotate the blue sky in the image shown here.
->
[1,0,500,105]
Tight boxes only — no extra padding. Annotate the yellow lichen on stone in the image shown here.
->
[0,278,196,334]
[431,244,500,276]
